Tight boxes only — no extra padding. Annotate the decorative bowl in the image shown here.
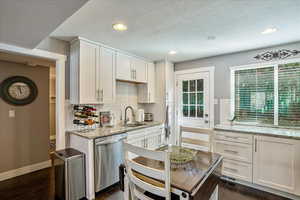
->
[170,146,196,166]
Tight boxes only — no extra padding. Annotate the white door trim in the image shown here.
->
[174,66,215,143]
[0,42,67,150]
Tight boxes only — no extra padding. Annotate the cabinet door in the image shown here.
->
[253,136,298,194]
[116,53,131,81]
[99,47,115,103]
[79,41,101,104]
[147,62,155,102]
[165,61,174,103]
[132,58,147,83]
[138,62,155,103]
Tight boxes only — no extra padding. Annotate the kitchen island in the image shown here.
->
[66,122,164,200]
[123,145,223,200]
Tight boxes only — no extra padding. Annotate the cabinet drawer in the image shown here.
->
[215,131,253,144]
[215,140,252,163]
[222,159,253,182]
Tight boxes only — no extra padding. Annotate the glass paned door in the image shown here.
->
[177,72,210,128]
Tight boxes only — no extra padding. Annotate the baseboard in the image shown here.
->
[221,176,300,200]
[0,160,52,182]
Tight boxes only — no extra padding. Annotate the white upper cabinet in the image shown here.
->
[253,135,300,195]
[131,58,147,83]
[70,37,151,105]
[116,53,131,81]
[138,62,155,103]
[70,39,101,104]
[70,38,115,104]
[99,47,115,104]
[116,52,147,83]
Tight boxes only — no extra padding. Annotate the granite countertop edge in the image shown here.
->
[67,121,164,139]
[214,124,300,140]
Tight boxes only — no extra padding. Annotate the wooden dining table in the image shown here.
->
[122,145,223,200]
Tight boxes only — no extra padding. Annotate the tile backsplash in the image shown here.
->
[219,98,231,125]
[66,81,144,130]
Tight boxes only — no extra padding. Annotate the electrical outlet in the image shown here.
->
[9,110,15,118]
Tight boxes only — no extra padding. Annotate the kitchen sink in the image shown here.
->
[125,122,146,127]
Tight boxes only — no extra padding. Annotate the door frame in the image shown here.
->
[0,42,67,150]
[174,67,215,143]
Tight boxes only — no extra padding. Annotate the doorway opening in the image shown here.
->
[0,51,56,178]
[49,65,56,153]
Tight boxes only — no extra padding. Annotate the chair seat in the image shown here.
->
[144,191,180,200]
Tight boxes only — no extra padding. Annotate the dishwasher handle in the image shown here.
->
[95,136,126,145]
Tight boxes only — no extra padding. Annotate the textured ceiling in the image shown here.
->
[0,0,88,49]
[51,0,300,62]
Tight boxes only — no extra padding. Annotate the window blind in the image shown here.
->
[278,62,300,127]
[234,67,274,125]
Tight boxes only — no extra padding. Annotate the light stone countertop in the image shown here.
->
[67,121,163,140]
[214,124,300,140]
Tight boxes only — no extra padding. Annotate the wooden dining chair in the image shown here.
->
[179,126,214,152]
[123,142,171,200]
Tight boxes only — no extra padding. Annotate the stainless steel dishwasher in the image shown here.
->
[94,133,127,192]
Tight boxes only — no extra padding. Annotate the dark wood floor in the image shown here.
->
[0,167,291,200]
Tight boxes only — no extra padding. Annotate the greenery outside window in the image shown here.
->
[232,61,300,127]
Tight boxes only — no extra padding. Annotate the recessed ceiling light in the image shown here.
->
[261,27,277,34]
[168,50,177,55]
[112,23,127,31]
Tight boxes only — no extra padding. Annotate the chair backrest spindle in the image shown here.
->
[123,142,171,200]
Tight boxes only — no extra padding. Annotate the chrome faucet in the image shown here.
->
[124,106,135,126]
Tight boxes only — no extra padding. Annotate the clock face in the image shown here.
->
[0,76,38,106]
[8,82,31,100]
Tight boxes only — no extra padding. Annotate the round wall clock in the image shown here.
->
[0,76,38,106]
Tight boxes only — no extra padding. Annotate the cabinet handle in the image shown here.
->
[96,89,100,99]
[224,167,238,173]
[225,136,239,140]
[133,70,135,79]
[101,89,104,102]
[134,70,136,80]
[255,138,257,152]
[224,149,238,154]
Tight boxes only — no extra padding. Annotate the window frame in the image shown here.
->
[230,57,300,128]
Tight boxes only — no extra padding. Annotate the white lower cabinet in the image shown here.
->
[253,135,300,195]
[222,159,252,182]
[215,140,252,163]
[126,125,164,149]
[214,130,300,196]
[214,131,253,182]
